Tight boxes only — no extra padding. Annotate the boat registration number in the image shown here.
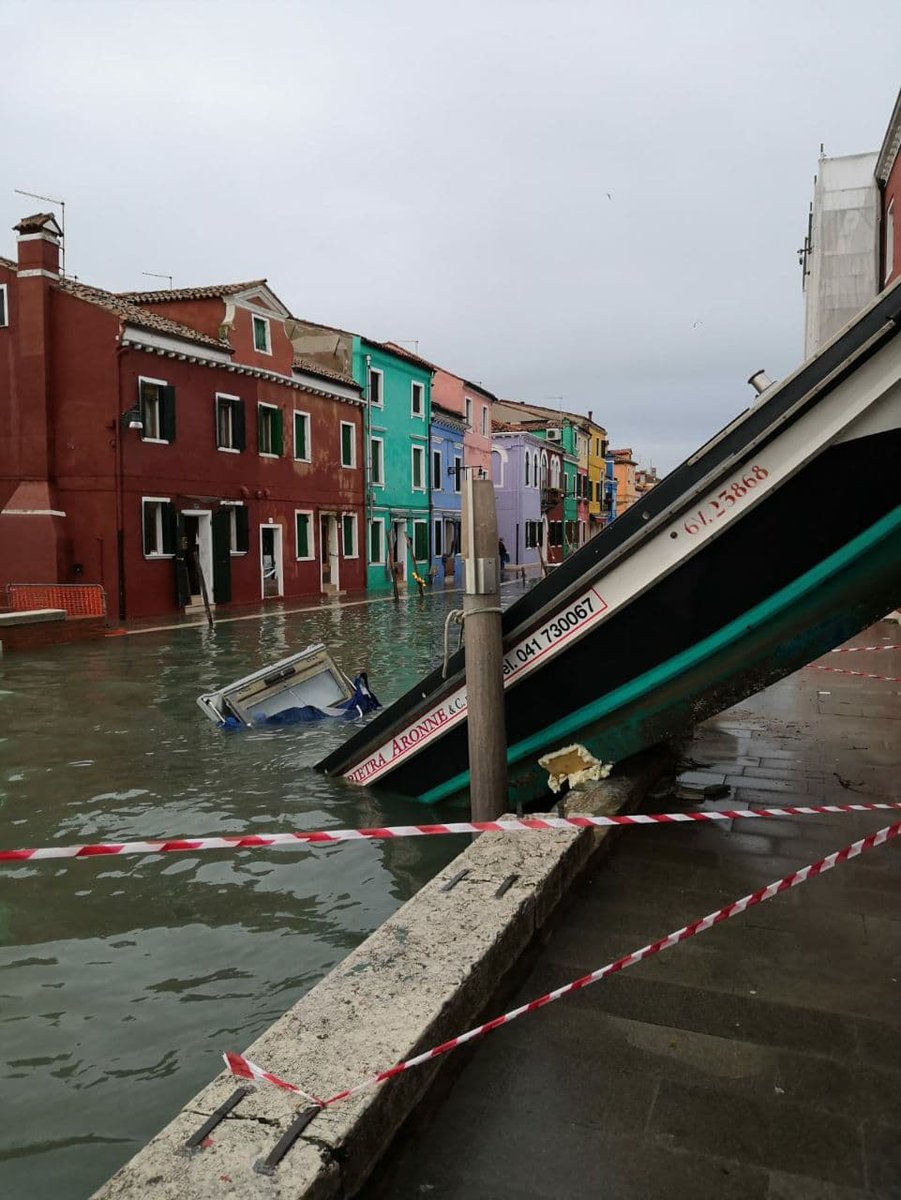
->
[345,585,608,785]
[680,464,769,534]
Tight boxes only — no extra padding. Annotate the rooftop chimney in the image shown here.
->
[15,212,62,279]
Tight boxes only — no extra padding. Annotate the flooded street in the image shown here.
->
[0,589,498,1199]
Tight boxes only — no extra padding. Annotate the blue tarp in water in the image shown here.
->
[222,674,380,729]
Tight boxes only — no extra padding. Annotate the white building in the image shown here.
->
[801,152,879,359]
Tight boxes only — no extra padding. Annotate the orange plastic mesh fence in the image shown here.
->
[6,584,107,618]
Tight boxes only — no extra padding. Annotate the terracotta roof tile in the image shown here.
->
[118,280,266,303]
[292,356,360,389]
[59,279,230,350]
[14,212,61,235]
[365,338,435,373]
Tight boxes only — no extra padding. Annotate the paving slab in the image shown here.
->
[367,624,901,1198]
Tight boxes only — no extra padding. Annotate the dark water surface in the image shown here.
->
[0,590,486,1199]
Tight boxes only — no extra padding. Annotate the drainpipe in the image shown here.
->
[364,353,372,576]
[115,328,127,620]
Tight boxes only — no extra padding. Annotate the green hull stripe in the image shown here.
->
[418,505,901,805]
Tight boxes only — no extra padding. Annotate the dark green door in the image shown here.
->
[212,509,232,604]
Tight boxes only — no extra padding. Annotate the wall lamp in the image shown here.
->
[121,405,144,431]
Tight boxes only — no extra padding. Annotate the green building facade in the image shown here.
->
[352,338,433,592]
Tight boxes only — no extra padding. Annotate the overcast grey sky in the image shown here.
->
[2,0,899,470]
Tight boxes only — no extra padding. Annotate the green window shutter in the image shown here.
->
[161,386,176,442]
[234,505,249,553]
[272,408,284,456]
[257,408,265,453]
[162,502,177,555]
[295,413,307,459]
[296,513,309,558]
[143,503,154,555]
[234,401,246,451]
[413,523,428,561]
[341,424,353,466]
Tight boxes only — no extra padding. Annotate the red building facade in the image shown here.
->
[0,215,365,620]
[877,90,901,289]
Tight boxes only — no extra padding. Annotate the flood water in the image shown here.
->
[0,588,504,1199]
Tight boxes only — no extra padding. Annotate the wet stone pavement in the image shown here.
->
[368,624,901,1199]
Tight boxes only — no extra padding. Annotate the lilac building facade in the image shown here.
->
[491,430,545,572]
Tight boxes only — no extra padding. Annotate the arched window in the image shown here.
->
[540,452,548,490]
[550,457,560,489]
[524,453,530,486]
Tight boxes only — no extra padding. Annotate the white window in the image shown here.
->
[524,454,530,486]
[0,284,8,328]
[411,381,424,417]
[142,497,174,557]
[453,456,462,493]
[412,444,425,491]
[215,393,245,452]
[342,513,358,558]
[465,396,472,428]
[295,511,314,560]
[369,517,385,564]
[433,519,442,556]
[252,315,271,354]
[370,437,384,486]
[258,403,282,456]
[223,502,248,554]
[432,448,442,490]
[340,421,356,468]
[886,200,895,285]
[293,410,311,461]
[481,405,489,436]
[368,367,384,407]
[138,377,173,442]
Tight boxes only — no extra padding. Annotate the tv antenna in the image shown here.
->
[394,338,420,354]
[141,271,174,289]
[14,188,66,276]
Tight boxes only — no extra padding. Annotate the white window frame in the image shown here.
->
[464,396,472,428]
[453,455,462,493]
[340,420,357,468]
[138,375,169,444]
[215,392,241,453]
[481,404,489,436]
[252,314,271,355]
[370,437,385,487]
[220,500,248,555]
[342,512,359,559]
[431,447,442,491]
[142,496,173,558]
[411,380,425,418]
[293,409,311,462]
[411,444,426,492]
[369,516,386,564]
[368,366,384,408]
[258,401,279,458]
[886,199,895,285]
[294,509,315,561]
[0,283,8,328]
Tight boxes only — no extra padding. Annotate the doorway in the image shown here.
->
[391,520,407,584]
[320,514,339,593]
[180,510,213,610]
[260,524,283,598]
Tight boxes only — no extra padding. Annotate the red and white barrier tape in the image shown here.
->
[225,818,901,1108]
[4,802,901,865]
[828,644,901,653]
[808,665,901,683]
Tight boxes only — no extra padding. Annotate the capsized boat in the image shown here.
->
[316,278,901,806]
[198,644,380,728]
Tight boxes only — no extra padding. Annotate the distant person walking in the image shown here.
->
[498,538,510,572]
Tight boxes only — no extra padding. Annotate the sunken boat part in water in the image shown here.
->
[198,644,380,728]
[316,277,901,807]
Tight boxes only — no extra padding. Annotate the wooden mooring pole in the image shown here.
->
[462,473,507,821]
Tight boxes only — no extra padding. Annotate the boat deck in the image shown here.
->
[366,624,901,1198]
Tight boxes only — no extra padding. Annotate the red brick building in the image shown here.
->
[0,214,365,619]
[876,89,901,288]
